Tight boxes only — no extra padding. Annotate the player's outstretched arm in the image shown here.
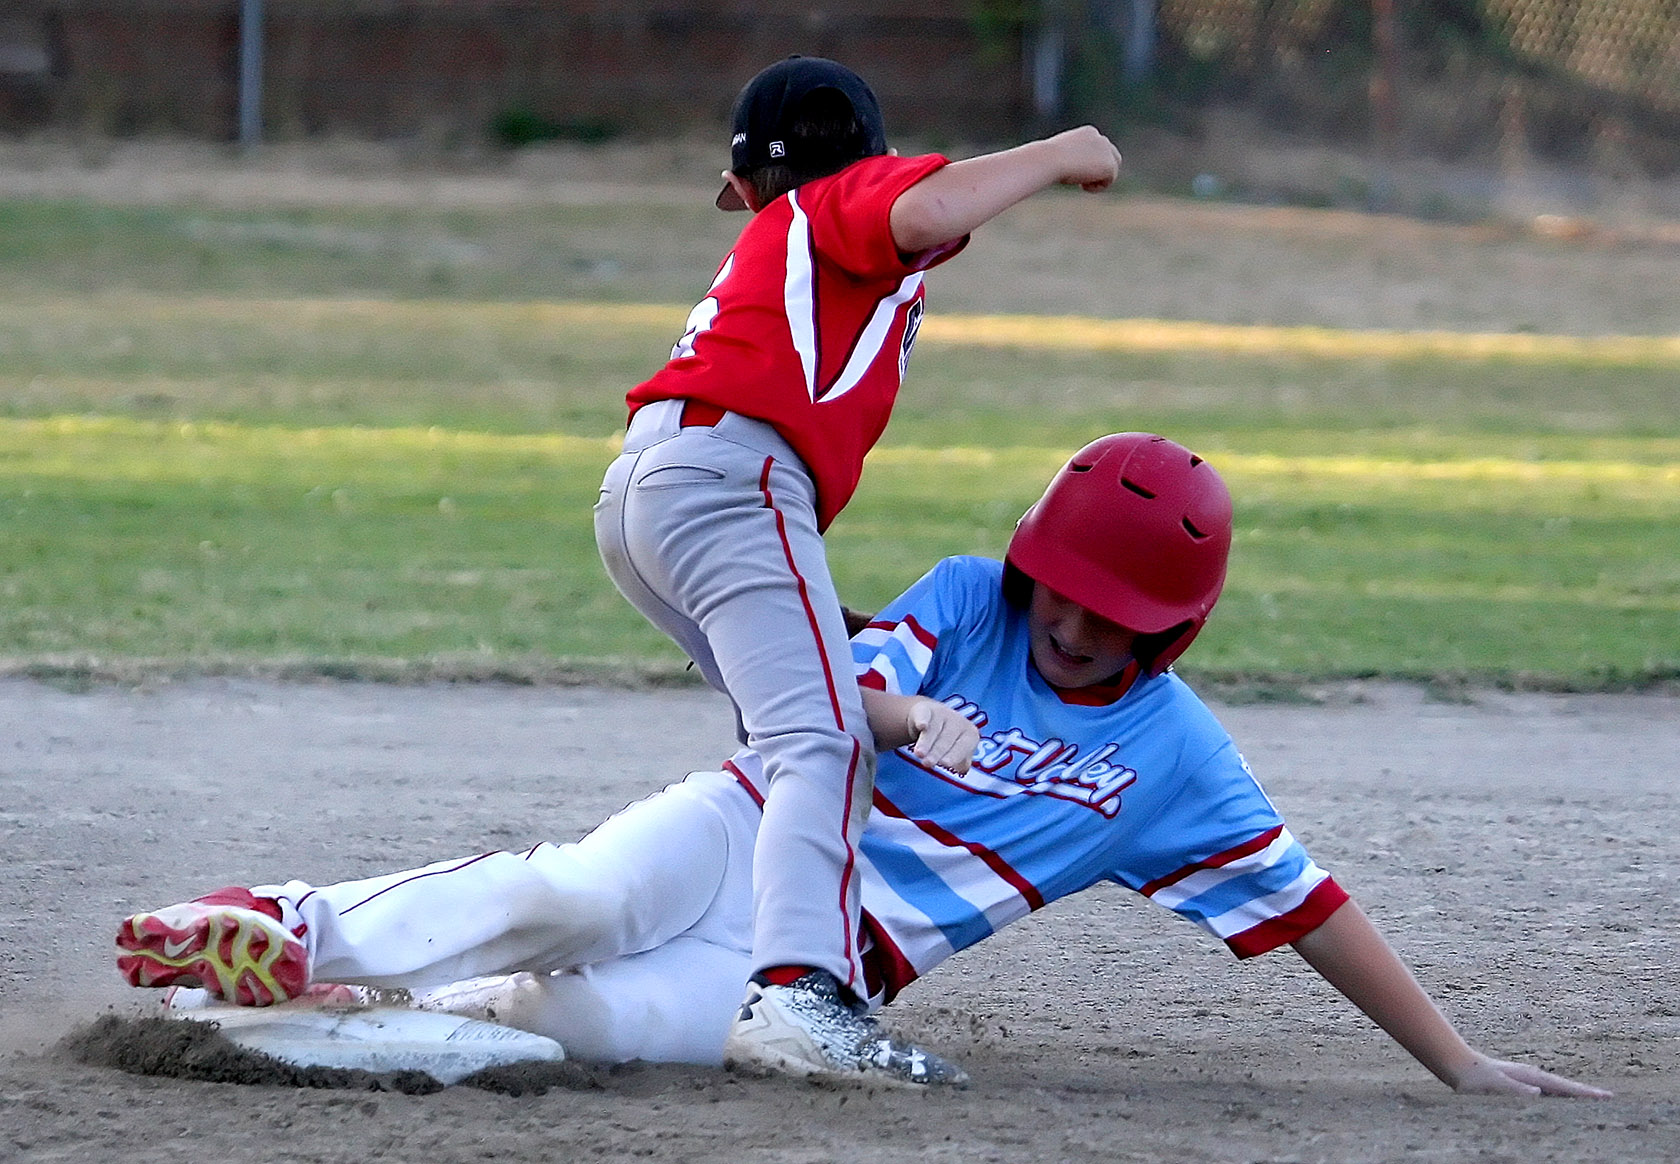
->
[889,126,1122,253]
[859,688,980,774]
[1290,899,1612,1098]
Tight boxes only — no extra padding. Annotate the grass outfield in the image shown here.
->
[4,397,1675,688]
[1,198,1676,687]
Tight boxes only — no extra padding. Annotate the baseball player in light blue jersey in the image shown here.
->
[117,434,1608,1097]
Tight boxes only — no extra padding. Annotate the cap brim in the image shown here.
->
[716,182,747,212]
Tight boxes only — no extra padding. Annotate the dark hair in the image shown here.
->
[1001,559,1035,612]
[1001,560,1188,676]
[740,88,875,207]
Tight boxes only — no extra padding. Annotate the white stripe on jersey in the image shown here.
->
[1145,828,1298,913]
[859,659,899,694]
[866,812,1021,947]
[782,189,924,405]
[821,272,923,403]
[784,190,818,397]
[852,621,935,695]
[857,859,953,974]
[1202,863,1330,942]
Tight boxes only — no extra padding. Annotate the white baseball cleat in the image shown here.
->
[723,971,968,1087]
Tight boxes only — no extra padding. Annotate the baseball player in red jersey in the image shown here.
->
[592,55,1122,1083]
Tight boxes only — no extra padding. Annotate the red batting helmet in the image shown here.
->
[1006,433,1233,676]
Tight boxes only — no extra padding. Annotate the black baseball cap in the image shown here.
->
[716,56,887,211]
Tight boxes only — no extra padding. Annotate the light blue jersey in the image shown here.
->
[850,556,1344,999]
[726,556,1345,1002]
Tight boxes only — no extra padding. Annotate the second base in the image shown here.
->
[173,1004,565,1084]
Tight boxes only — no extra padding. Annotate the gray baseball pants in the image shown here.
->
[593,398,874,997]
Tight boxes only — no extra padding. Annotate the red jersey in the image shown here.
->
[627,153,966,530]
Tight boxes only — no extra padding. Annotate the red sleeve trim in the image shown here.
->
[901,613,938,652]
[858,670,887,691]
[1226,877,1351,960]
[865,613,937,652]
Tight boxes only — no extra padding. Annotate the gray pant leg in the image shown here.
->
[594,404,874,995]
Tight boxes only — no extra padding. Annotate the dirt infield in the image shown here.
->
[3,676,1678,1163]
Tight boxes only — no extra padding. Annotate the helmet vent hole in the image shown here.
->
[1121,477,1156,499]
[1189,455,1204,467]
[1183,517,1207,539]
[1069,462,1094,473]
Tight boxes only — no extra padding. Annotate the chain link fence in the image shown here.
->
[1492,0,1680,117]
[1156,0,1679,117]
[1134,0,1680,174]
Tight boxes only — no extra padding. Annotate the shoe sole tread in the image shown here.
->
[116,904,307,1006]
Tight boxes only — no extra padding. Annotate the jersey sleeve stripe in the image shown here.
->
[900,613,938,652]
[1198,860,1329,938]
[859,826,990,954]
[1136,824,1286,898]
[1225,876,1350,959]
[851,615,937,696]
[856,655,907,696]
[783,190,818,399]
[852,613,937,660]
[1142,827,1296,912]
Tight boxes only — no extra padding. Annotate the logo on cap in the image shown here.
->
[768,141,786,158]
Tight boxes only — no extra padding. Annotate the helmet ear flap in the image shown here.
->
[1131,621,1192,675]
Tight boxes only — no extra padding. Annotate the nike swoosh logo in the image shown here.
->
[162,935,198,959]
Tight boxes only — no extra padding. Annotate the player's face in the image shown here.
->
[1027,584,1139,688]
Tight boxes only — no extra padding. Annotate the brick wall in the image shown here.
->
[0,1,1029,140]
[2,2,1676,146]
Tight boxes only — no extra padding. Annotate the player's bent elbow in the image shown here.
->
[888,195,962,256]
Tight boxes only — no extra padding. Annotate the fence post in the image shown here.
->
[1369,0,1402,209]
[238,0,264,148]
